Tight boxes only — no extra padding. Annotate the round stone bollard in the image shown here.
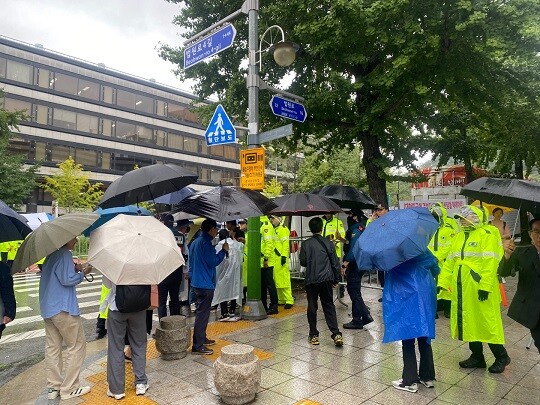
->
[214,344,261,404]
[155,315,190,360]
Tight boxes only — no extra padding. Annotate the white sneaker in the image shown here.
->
[190,303,197,312]
[47,388,59,400]
[135,383,149,395]
[392,379,418,393]
[420,379,435,388]
[228,315,241,322]
[107,390,126,400]
[60,386,91,400]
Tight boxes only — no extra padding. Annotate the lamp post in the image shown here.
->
[183,0,300,321]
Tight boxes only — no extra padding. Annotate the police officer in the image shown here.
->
[260,216,278,314]
[268,215,294,309]
[438,205,511,373]
[428,202,457,318]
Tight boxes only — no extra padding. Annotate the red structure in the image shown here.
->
[412,165,487,189]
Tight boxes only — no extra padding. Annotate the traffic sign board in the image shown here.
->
[184,24,236,69]
[269,95,307,123]
[240,148,265,190]
[205,104,237,146]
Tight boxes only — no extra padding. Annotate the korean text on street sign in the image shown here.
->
[269,95,307,123]
[205,104,237,146]
[184,24,237,69]
[240,148,265,190]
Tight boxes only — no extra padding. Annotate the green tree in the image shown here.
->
[160,0,540,202]
[0,95,39,208]
[42,157,103,213]
[263,177,283,197]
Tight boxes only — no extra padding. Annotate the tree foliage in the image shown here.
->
[0,96,39,208]
[42,157,103,213]
[161,0,540,201]
[263,177,283,197]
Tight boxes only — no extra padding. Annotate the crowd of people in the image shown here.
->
[1,201,539,401]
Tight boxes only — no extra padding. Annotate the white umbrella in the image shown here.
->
[11,213,100,274]
[87,214,184,285]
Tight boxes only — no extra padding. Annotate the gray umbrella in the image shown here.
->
[311,184,376,209]
[99,163,198,209]
[0,200,32,243]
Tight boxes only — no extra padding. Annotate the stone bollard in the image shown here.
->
[214,344,261,404]
[155,315,190,360]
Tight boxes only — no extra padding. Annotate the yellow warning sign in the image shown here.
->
[240,148,265,190]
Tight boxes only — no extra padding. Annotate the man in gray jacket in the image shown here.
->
[299,217,343,347]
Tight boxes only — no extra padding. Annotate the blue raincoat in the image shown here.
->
[382,251,439,343]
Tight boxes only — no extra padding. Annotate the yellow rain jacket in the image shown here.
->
[7,240,23,261]
[271,221,291,289]
[322,216,345,258]
[260,216,276,267]
[98,284,111,319]
[438,205,505,344]
[428,203,457,301]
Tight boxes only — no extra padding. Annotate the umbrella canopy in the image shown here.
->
[11,213,100,274]
[461,177,540,213]
[21,212,53,231]
[172,186,277,222]
[0,200,32,243]
[87,214,184,285]
[352,207,438,271]
[311,184,377,209]
[269,193,342,216]
[83,205,153,236]
[154,186,196,205]
[99,163,198,209]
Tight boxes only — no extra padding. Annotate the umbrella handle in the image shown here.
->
[85,273,94,282]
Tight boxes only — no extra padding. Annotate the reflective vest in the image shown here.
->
[322,216,345,258]
[260,216,276,267]
[438,224,505,344]
[271,223,291,288]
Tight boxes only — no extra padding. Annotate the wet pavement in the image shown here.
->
[1,277,538,405]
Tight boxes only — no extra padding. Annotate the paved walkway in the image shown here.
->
[2,279,538,405]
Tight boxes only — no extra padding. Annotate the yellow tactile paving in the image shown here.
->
[268,305,306,319]
[294,400,323,405]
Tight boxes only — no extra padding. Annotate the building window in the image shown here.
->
[134,94,153,114]
[183,136,198,153]
[52,109,77,130]
[0,56,6,78]
[199,140,208,155]
[137,125,154,144]
[77,79,99,101]
[77,113,99,134]
[33,104,49,125]
[155,130,167,147]
[34,67,52,89]
[167,133,183,150]
[75,148,98,167]
[101,151,111,169]
[7,138,34,160]
[156,99,167,116]
[100,118,114,136]
[53,72,78,95]
[116,88,136,110]
[115,120,137,141]
[50,144,72,163]
[223,145,237,160]
[3,97,31,117]
[6,59,32,84]
[102,85,115,104]
[35,142,46,160]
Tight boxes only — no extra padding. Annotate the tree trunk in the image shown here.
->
[514,159,524,180]
[460,128,475,184]
[359,131,387,205]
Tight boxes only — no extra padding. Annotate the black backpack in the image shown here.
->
[116,285,151,313]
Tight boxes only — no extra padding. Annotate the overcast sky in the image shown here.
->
[0,0,193,92]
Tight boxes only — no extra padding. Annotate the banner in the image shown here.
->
[399,199,467,216]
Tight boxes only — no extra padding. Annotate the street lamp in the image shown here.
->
[259,25,299,69]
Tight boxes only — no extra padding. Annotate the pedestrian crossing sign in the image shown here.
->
[205,104,236,146]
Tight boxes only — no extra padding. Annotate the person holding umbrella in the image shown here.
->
[438,205,511,373]
[189,219,229,354]
[40,236,93,400]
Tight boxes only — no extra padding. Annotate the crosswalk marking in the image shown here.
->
[28,284,103,298]
[7,301,100,327]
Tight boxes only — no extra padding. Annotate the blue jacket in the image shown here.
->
[189,232,226,290]
[39,248,84,319]
[382,251,439,343]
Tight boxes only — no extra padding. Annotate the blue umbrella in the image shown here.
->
[154,186,195,205]
[352,207,438,271]
[83,205,152,236]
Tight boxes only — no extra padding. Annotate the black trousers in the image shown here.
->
[378,270,385,288]
[402,337,435,385]
[157,267,183,319]
[220,300,237,315]
[306,281,340,337]
[469,341,508,359]
[260,266,278,310]
[192,287,214,350]
[530,318,540,353]
[346,281,370,324]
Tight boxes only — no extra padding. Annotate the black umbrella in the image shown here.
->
[460,177,540,213]
[0,200,32,243]
[269,193,343,216]
[172,186,277,222]
[311,184,377,209]
[99,163,198,209]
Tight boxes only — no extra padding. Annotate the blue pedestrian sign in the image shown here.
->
[269,95,307,123]
[205,104,236,146]
[184,24,237,69]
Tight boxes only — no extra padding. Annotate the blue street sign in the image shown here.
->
[184,24,237,69]
[269,95,307,123]
[205,104,237,146]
